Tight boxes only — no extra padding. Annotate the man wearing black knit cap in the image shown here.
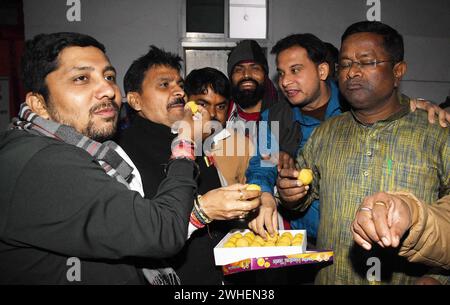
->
[227,40,278,123]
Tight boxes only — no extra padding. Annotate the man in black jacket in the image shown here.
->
[0,32,255,284]
[117,46,261,284]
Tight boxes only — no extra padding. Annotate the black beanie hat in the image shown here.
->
[227,40,268,77]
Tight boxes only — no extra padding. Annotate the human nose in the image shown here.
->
[95,78,116,100]
[209,106,216,119]
[346,61,362,79]
[243,66,251,78]
[280,73,293,88]
[173,83,185,99]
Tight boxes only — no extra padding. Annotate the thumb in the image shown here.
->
[389,224,408,248]
[409,99,417,112]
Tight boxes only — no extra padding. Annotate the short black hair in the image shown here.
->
[271,33,327,65]
[184,67,230,101]
[341,21,404,63]
[324,42,339,80]
[123,45,182,94]
[21,32,106,102]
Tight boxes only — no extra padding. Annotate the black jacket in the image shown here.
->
[0,130,197,284]
[117,116,227,284]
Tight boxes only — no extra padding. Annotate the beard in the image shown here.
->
[83,115,118,142]
[231,78,265,110]
[47,100,119,143]
[84,101,119,142]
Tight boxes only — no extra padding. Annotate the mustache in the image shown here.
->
[167,98,186,108]
[90,100,119,114]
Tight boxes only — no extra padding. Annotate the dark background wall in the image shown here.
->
[19,0,450,104]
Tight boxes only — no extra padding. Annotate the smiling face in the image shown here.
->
[276,45,328,109]
[230,61,266,109]
[188,85,228,126]
[36,46,122,142]
[338,32,405,112]
[128,65,186,127]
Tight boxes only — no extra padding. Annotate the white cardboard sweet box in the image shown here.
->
[213,229,307,266]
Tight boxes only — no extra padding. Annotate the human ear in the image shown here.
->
[25,92,50,119]
[318,62,330,81]
[126,92,142,111]
[393,61,407,88]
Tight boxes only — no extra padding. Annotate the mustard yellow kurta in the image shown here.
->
[295,102,449,284]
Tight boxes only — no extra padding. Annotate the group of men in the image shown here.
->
[0,20,448,285]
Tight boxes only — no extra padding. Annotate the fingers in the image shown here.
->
[219,185,261,201]
[427,105,436,124]
[219,200,256,220]
[231,189,261,201]
[264,208,276,237]
[352,213,383,248]
[409,99,417,111]
[277,176,308,203]
[412,97,450,127]
[247,203,277,239]
[438,107,449,128]
[248,219,256,234]
[387,197,411,247]
[221,183,247,191]
[277,184,308,197]
[278,168,298,179]
[355,192,411,249]
[254,211,267,238]
[277,152,295,171]
[277,176,305,189]
[278,190,307,204]
[248,217,264,238]
[239,197,261,211]
[389,226,402,248]
[272,209,278,235]
[371,200,392,247]
[351,221,372,250]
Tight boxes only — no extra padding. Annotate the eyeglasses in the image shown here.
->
[336,59,393,72]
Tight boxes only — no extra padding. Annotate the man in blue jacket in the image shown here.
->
[247,34,339,241]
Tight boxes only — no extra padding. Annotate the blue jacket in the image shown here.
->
[246,81,342,239]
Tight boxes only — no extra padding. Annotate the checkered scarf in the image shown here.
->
[12,103,181,285]
[11,103,133,187]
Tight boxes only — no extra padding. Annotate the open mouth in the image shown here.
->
[238,79,258,90]
[240,81,256,89]
[284,89,301,98]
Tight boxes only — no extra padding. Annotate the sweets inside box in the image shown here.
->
[213,229,333,275]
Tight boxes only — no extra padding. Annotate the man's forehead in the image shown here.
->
[57,46,111,71]
[343,33,388,54]
[276,46,311,67]
[342,32,384,48]
[190,88,227,102]
[146,65,181,79]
